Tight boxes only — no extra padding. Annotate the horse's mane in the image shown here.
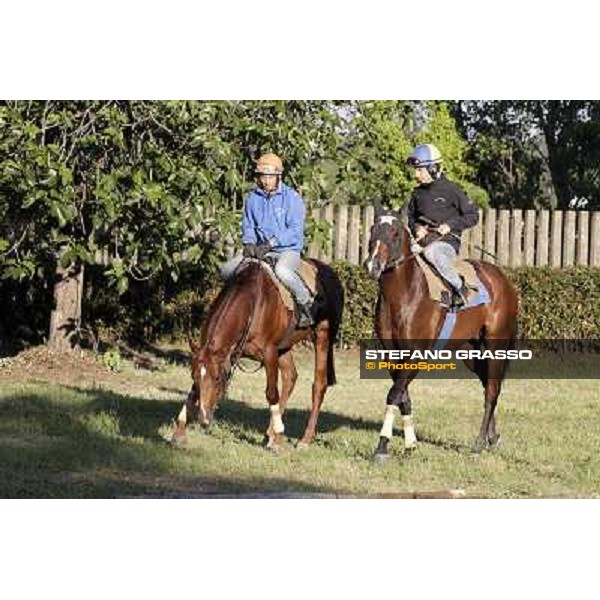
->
[200,261,264,345]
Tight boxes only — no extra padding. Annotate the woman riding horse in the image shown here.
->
[365,145,519,459]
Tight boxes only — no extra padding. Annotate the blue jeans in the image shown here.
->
[220,250,312,305]
[422,241,461,290]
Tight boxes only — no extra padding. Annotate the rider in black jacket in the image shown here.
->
[406,144,479,306]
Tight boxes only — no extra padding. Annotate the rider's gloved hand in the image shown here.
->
[254,241,272,259]
[243,244,257,258]
[415,225,428,241]
[437,223,451,236]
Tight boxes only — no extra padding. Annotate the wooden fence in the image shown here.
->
[305,207,600,268]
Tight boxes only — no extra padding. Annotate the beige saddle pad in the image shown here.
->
[260,258,319,311]
[415,254,480,304]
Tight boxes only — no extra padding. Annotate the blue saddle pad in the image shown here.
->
[433,278,491,350]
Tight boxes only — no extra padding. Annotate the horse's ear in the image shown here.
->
[189,338,200,354]
[373,197,383,217]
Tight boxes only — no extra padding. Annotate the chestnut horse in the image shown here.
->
[172,257,344,452]
[365,205,519,459]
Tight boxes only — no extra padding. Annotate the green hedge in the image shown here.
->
[81,262,600,347]
[330,263,600,343]
[508,267,600,340]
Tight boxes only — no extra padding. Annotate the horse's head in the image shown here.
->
[365,201,410,280]
[189,340,229,428]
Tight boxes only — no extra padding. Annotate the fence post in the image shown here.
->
[536,210,549,266]
[563,211,576,267]
[510,209,523,268]
[362,205,375,265]
[347,205,361,265]
[484,208,496,264]
[307,205,321,259]
[550,210,563,268]
[497,210,510,266]
[334,204,348,261]
[319,205,335,263]
[523,209,536,266]
[576,211,590,266]
[591,212,600,266]
[469,209,483,260]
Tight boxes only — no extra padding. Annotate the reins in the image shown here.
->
[223,260,263,385]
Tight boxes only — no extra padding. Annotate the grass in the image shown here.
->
[0,348,599,498]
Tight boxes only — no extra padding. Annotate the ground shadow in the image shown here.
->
[214,396,383,443]
[0,388,349,498]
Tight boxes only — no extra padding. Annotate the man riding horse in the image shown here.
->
[220,153,316,326]
[406,144,479,308]
[173,153,344,451]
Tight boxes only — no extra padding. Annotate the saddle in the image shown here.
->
[415,254,482,309]
[256,257,320,312]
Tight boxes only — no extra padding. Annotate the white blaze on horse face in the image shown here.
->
[199,402,209,425]
[380,404,399,439]
[402,415,417,449]
[367,240,382,275]
[379,215,396,226]
[200,365,207,379]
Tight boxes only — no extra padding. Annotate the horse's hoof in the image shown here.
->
[373,452,391,463]
[171,433,187,447]
[404,443,418,452]
[268,443,284,455]
[488,434,502,449]
[472,438,486,454]
[296,440,311,451]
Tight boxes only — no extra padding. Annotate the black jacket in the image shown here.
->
[407,176,479,252]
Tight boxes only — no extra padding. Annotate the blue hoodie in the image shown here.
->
[241,183,306,253]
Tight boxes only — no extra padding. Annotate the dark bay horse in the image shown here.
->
[172,258,344,452]
[365,205,519,459]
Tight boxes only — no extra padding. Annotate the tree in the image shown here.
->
[452,100,600,210]
[310,100,488,209]
[0,101,345,351]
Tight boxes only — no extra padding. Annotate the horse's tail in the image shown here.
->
[315,261,344,387]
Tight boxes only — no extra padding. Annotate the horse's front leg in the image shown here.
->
[374,375,417,461]
[171,385,196,446]
[263,346,285,453]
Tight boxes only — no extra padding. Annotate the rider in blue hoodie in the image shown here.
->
[220,153,315,326]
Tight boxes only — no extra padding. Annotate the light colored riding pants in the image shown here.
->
[422,241,462,290]
[220,250,312,305]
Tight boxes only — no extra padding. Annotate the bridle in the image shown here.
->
[371,215,418,274]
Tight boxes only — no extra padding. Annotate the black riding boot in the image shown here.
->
[297,300,315,327]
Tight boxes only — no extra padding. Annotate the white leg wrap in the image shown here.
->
[402,415,417,448]
[177,404,187,425]
[380,405,399,439]
[270,405,285,434]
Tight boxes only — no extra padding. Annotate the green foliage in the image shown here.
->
[331,261,379,344]
[508,267,600,339]
[102,347,122,372]
[3,100,594,349]
[453,100,600,210]
[313,101,488,210]
[79,261,600,348]
[416,102,489,208]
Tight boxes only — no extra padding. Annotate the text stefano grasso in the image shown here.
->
[363,349,533,361]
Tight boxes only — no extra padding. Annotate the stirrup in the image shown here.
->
[453,286,469,308]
